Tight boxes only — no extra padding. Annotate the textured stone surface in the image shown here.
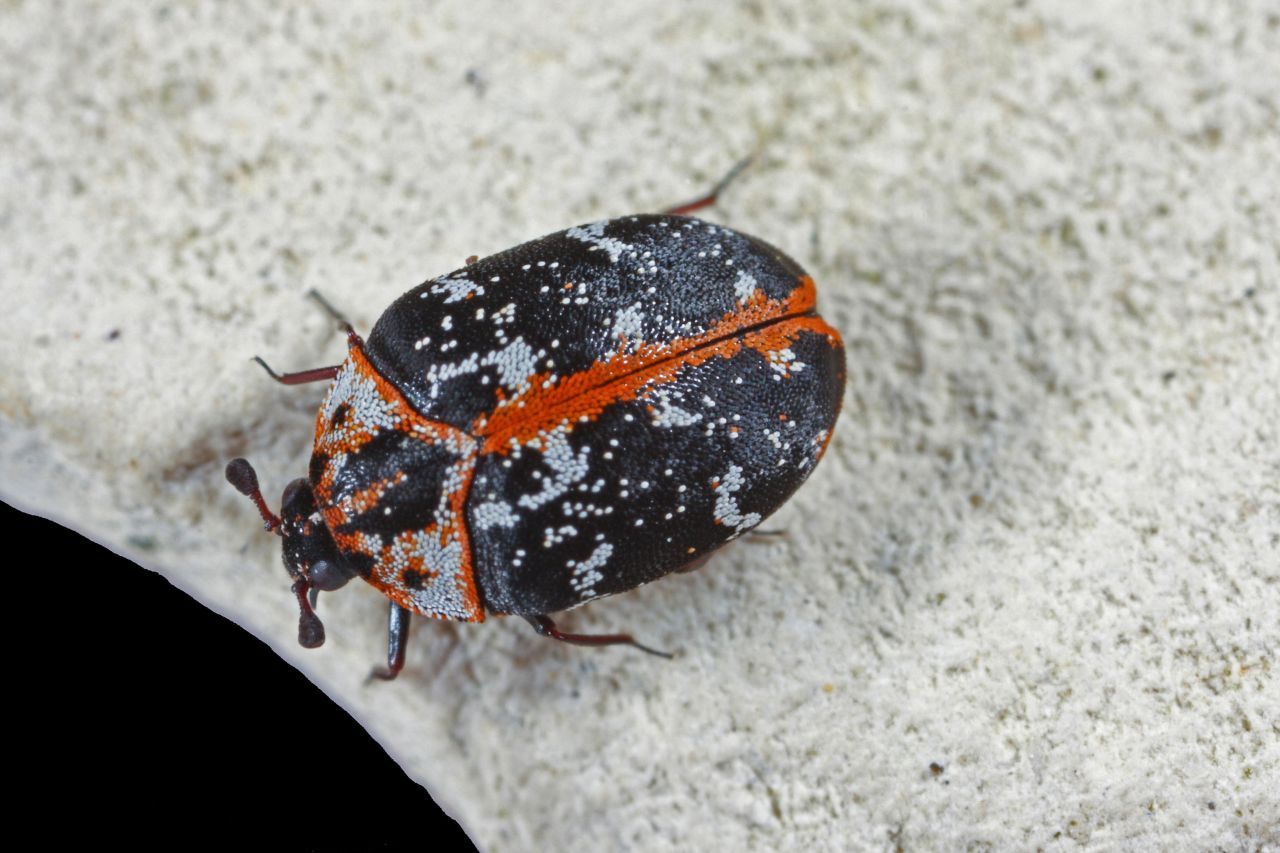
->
[2,1,1277,849]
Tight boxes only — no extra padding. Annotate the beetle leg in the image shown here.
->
[523,615,672,659]
[252,356,341,385]
[369,602,412,681]
[306,288,357,332]
[746,528,789,543]
[307,289,367,352]
[662,155,754,217]
[250,290,365,384]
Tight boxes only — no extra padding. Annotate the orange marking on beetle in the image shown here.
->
[740,315,841,357]
[330,470,408,525]
[476,280,827,453]
[313,349,473,465]
[313,345,484,622]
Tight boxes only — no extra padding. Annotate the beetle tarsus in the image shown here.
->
[524,614,673,659]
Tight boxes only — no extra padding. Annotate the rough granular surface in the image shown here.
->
[2,2,1276,849]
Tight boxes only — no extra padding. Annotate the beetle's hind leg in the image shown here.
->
[524,615,672,659]
[661,155,754,217]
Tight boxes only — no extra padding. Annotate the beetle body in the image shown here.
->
[230,212,844,675]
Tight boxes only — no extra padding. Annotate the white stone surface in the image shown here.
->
[2,1,1277,849]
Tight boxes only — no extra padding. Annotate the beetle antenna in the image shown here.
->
[225,458,283,533]
[292,579,326,648]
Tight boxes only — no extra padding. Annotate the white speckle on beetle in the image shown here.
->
[518,427,590,510]
[429,275,483,303]
[566,221,631,263]
[472,499,519,530]
[612,302,645,348]
[643,385,702,428]
[712,465,761,534]
[570,542,613,598]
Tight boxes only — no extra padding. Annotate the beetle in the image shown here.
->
[226,164,845,679]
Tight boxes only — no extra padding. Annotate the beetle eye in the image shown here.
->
[280,478,312,513]
[310,559,353,592]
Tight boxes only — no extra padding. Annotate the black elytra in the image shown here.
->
[227,162,846,679]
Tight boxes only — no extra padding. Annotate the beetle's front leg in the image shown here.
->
[369,602,412,681]
[252,357,341,385]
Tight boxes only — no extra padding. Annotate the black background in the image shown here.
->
[6,499,477,852]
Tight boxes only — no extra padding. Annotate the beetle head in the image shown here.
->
[225,458,356,649]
